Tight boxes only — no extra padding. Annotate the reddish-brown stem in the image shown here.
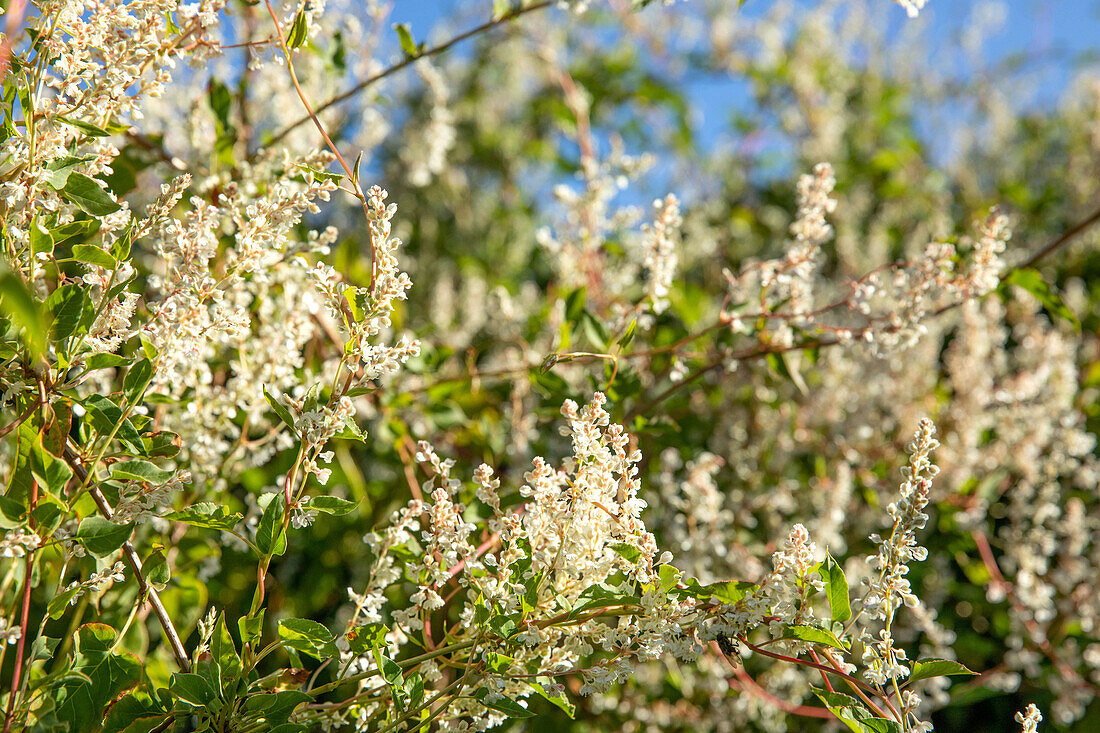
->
[2,479,36,733]
[263,0,378,287]
[714,643,832,720]
[736,637,897,721]
[0,396,40,439]
[808,648,835,692]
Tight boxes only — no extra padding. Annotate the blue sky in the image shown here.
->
[381,0,1100,174]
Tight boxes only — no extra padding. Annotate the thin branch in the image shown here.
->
[1018,204,1100,270]
[263,0,378,287]
[262,1,554,151]
[2,479,36,733]
[0,395,40,439]
[60,443,192,672]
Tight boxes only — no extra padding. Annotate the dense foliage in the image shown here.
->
[1,0,1098,731]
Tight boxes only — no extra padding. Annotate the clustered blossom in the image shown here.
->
[1016,704,1043,733]
[722,162,838,347]
[113,470,193,523]
[402,61,457,187]
[0,0,1091,731]
[312,185,420,387]
[864,418,938,618]
[641,194,682,315]
[704,522,823,658]
[145,152,339,388]
[0,528,40,558]
[341,394,706,729]
[0,619,21,646]
[61,562,127,608]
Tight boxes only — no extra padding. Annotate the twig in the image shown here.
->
[0,395,40,439]
[1017,204,1100,270]
[262,1,554,151]
[2,479,36,733]
[60,443,192,672]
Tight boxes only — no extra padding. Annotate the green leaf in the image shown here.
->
[695,579,757,605]
[1002,268,1079,328]
[47,284,92,342]
[142,430,181,458]
[345,623,388,654]
[32,501,64,535]
[278,618,337,660]
[472,688,534,718]
[304,496,357,516]
[243,690,311,724]
[658,563,681,592]
[527,677,575,718]
[51,219,102,248]
[56,115,110,137]
[48,586,81,619]
[570,584,640,618]
[207,78,232,132]
[84,353,130,371]
[617,318,638,349]
[0,496,26,528]
[0,265,47,357]
[56,625,143,732]
[579,310,609,349]
[110,459,174,484]
[782,624,849,650]
[483,650,514,673]
[394,23,418,57]
[101,684,167,733]
[124,358,153,404]
[820,552,851,623]
[48,154,96,188]
[211,614,241,682]
[333,416,366,442]
[144,549,171,590]
[286,9,309,48]
[608,541,642,564]
[165,502,242,531]
[812,689,901,733]
[54,172,120,216]
[492,0,520,21]
[31,635,60,662]
[263,386,296,433]
[256,493,287,556]
[295,164,343,184]
[170,672,216,706]
[76,516,134,557]
[564,287,586,324]
[374,649,407,712]
[29,441,72,497]
[71,243,117,270]
[239,609,265,645]
[907,658,977,684]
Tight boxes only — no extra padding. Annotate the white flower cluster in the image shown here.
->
[312,185,420,386]
[0,528,40,558]
[114,470,193,523]
[641,194,682,315]
[1016,703,1043,733]
[0,618,21,646]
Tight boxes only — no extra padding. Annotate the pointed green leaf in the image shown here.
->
[76,516,134,557]
[908,658,977,684]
